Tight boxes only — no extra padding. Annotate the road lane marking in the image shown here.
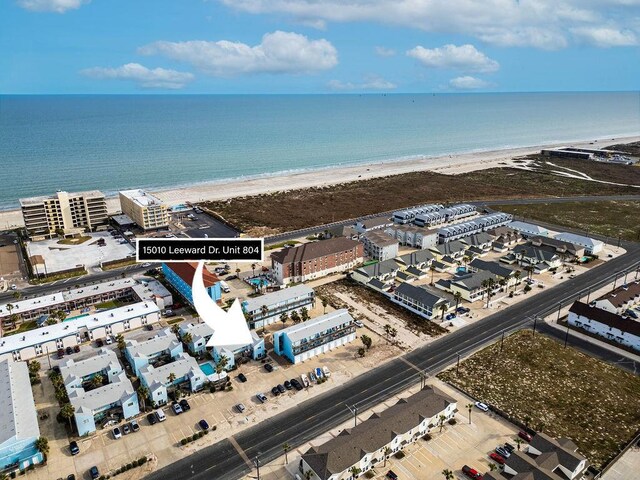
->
[228,435,254,469]
[398,356,423,373]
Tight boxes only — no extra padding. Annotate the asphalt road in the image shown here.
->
[146,239,640,480]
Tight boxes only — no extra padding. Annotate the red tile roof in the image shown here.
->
[164,262,219,288]
[270,238,361,264]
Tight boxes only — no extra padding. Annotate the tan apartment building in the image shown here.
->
[119,189,169,230]
[20,190,108,240]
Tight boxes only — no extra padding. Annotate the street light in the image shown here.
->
[346,404,358,427]
[254,455,260,480]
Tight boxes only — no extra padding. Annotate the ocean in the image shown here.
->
[0,92,638,210]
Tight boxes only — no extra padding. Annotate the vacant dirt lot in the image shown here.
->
[438,330,640,470]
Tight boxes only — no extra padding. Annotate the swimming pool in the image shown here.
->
[249,278,268,286]
[199,362,215,376]
[456,266,467,274]
[64,314,88,322]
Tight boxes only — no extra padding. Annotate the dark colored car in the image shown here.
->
[271,386,280,396]
[179,399,191,411]
[89,466,100,479]
[290,379,303,391]
[238,373,247,382]
[66,346,73,355]
[277,384,286,394]
[145,324,154,331]
[386,471,399,480]
[284,380,292,390]
[57,348,65,358]
[226,275,238,280]
[264,363,274,372]
[95,339,103,347]
[518,430,533,442]
[52,365,61,374]
[73,345,80,353]
[199,419,210,430]
[67,475,76,480]
[504,442,515,453]
[147,413,157,425]
[462,465,483,480]
[69,441,79,455]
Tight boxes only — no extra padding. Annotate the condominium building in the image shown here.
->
[392,283,450,320]
[360,230,399,261]
[301,386,456,480]
[273,309,356,364]
[0,360,44,472]
[242,285,315,329]
[270,238,364,285]
[593,280,640,315]
[438,213,512,243]
[139,353,207,406]
[20,190,108,240]
[124,328,183,377]
[119,189,169,230]
[569,301,640,350]
[162,262,221,307]
[384,225,438,250]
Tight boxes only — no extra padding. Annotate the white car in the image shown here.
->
[354,320,364,328]
[105,336,113,345]
[142,263,151,267]
[112,427,122,439]
[172,403,183,415]
[236,403,246,413]
[300,374,310,388]
[475,401,489,412]
[322,366,331,378]
[155,409,166,422]
[256,393,268,403]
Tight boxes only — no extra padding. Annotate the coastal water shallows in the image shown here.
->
[0,92,639,210]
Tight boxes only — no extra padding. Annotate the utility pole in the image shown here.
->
[586,287,591,304]
[613,271,620,290]
[564,324,570,348]
[532,316,537,337]
[556,302,562,322]
[254,456,260,480]
[346,404,358,427]
[500,331,505,352]
[623,270,629,285]
[45,346,51,370]
[456,353,460,374]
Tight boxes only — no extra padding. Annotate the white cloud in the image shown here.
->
[374,46,396,57]
[81,63,194,89]
[407,44,499,73]
[449,76,492,90]
[219,0,640,49]
[17,0,88,13]
[328,75,397,90]
[571,26,638,46]
[139,31,338,76]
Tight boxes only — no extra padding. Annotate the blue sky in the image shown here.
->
[1,0,639,93]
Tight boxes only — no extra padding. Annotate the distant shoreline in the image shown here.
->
[1,134,638,230]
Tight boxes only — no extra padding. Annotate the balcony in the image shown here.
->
[248,297,314,320]
[292,325,355,355]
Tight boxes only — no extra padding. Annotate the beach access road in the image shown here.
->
[145,235,640,480]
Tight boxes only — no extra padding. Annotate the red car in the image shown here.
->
[518,431,533,442]
[489,452,506,465]
[462,465,483,480]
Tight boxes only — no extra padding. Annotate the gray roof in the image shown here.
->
[362,230,398,247]
[513,245,559,263]
[434,240,466,256]
[405,266,424,277]
[139,353,202,387]
[509,221,548,235]
[395,283,447,308]
[355,259,400,279]
[452,270,497,291]
[553,232,603,250]
[68,371,136,413]
[529,432,586,473]
[460,232,493,246]
[302,387,455,479]
[242,284,314,313]
[368,279,387,290]
[396,250,434,266]
[278,309,354,344]
[0,360,40,444]
[125,328,181,359]
[469,259,514,278]
[60,348,120,382]
[359,216,393,229]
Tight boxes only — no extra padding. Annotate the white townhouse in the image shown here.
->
[568,301,640,351]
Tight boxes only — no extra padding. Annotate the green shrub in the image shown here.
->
[181,438,188,445]
[212,425,217,431]
[126,463,132,469]
[394,451,405,459]
[365,471,376,479]
[139,457,147,464]
[204,429,209,435]
[448,418,457,425]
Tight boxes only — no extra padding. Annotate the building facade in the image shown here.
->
[119,189,169,230]
[273,309,356,364]
[568,301,640,350]
[270,238,364,285]
[20,190,108,240]
[139,353,206,406]
[392,283,450,320]
[124,328,183,377]
[162,262,221,307]
[593,280,640,315]
[360,231,399,261]
[242,285,315,329]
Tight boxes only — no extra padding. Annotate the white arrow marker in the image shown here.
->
[191,261,252,348]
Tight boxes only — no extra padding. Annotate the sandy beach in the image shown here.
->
[1,135,638,230]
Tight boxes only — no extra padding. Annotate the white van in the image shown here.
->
[155,409,166,422]
[219,281,231,293]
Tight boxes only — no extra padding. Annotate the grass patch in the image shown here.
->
[31,269,85,284]
[495,201,640,242]
[202,158,639,233]
[57,235,92,245]
[101,258,136,270]
[438,330,640,469]
[316,278,447,337]
[95,300,122,310]
[166,317,185,325]
[4,320,38,336]
[265,240,301,250]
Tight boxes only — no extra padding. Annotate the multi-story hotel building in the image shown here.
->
[20,190,108,240]
[270,238,364,285]
[119,189,169,230]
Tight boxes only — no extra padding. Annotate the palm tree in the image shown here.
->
[348,466,362,478]
[91,374,104,389]
[438,414,446,433]
[137,385,150,410]
[321,298,328,314]
[280,312,289,329]
[489,463,497,471]
[282,443,291,464]
[304,471,313,480]
[383,446,392,467]
[481,279,490,302]
[28,360,41,375]
[442,469,454,480]
[453,291,462,311]
[300,307,310,322]
[498,277,507,291]
[216,355,229,374]
[35,436,49,457]
[513,270,522,290]
[515,438,523,451]
[439,302,448,321]
[430,264,437,285]
[182,332,193,346]
[462,255,471,267]
[251,263,257,276]
[167,372,177,385]
[466,403,473,424]
[12,291,22,301]
[235,267,241,277]
[60,403,75,432]
[116,334,126,351]
[290,311,301,324]
[260,305,268,322]
[383,323,392,341]
[389,327,398,344]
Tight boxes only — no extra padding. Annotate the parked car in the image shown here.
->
[489,452,505,465]
[226,275,238,280]
[518,430,533,442]
[66,346,73,355]
[89,466,100,479]
[179,399,191,411]
[145,324,154,331]
[625,309,638,319]
[277,384,286,394]
[130,419,139,432]
[315,367,324,379]
[113,427,122,439]
[462,465,483,480]
[322,366,331,378]
[95,339,104,347]
[456,306,471,314]
[271,386,280,396]
[495,446,511,458]
[354,320,364,328]
[147,413,157,425]
[256,393,268,403]
[155,409,166,422]
[67,475,76,480]
[445,313,456,321]
[172,402,183,415]
[504,442,515,453]
[57,348,65,359]
[386,471,399,480]
[284,380,293,390]
[309,371,317,382]
[236,403,246,413]
[199,419,210,430]
[474,401,489,412]
[300,374,310,388]
[264,363,274,372]
[73,345,80,353]
[122,423,131,435]
[291,378,303,390]
[69,441,79,455]
[238,373,248,382]
[105,336,113,345]
[142,263,151,267]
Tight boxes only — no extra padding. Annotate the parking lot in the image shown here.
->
[252,380,521,480]
[171,210,238,239]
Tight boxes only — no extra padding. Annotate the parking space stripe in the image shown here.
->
[228,435,254,469]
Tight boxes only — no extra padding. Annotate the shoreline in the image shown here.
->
[1,134,638,230]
